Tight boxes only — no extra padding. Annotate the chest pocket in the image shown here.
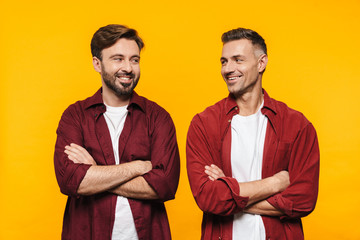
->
[273,141,292,171]
[120,122,152,162]
[128,135,151,161]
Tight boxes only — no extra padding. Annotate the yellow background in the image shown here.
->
[1,0,359,239]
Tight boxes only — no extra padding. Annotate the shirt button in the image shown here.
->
[228,119,231,123]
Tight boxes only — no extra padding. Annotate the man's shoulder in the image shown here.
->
[195,97,228,120]
[61,90,102,119]
[268,95,312,130]
[132,94,175,128]
[135,94,170,117]
[188,97,230,133]
[63,97,91,113]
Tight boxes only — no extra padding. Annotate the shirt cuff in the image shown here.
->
[219,177,249,210]
[267,194,293,219]
[142,169,175,201]
[62,163,91,197]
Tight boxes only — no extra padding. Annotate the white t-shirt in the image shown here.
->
[231,102,268,240]
[103,104,139,240]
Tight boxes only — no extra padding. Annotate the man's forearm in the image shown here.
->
[110,176,159,200]
[77,161,151,195]
[244,200,284,216]
[239,171,289,206]
[205,165,289,208]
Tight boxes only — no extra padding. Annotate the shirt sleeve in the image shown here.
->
[54,105,91,197]
[142,110,180,202]
[186,115,248,216]
[267,123,320,219]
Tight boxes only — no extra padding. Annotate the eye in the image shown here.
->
[220,59,227,65]
[131,58,140,63]
[113,57,123,61]
[235,58,243,63]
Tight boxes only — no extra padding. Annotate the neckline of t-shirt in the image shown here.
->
[234,101,264,121]
[104,103,128,114]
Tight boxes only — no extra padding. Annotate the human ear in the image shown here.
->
[92,57,102,73]
[258,54,268,73]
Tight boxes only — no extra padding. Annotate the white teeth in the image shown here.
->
[228,76,242,80]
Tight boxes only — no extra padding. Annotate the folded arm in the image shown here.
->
[65,143,155,197]
[205,164,289,215]
[244,200,284,216]
[110,176,158,199]
[187,115,283,216]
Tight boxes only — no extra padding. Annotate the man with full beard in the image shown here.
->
[54,24,180,240]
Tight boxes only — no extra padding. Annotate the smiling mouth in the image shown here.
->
[116,74,134,84]
[226,75,242,82]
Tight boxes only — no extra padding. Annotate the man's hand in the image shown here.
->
[65,143,97,165]
[136,160,152,175]
[272,170,290,193]
[205,164,225,181]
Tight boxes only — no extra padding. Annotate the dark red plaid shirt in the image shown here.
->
[54,89,180,240]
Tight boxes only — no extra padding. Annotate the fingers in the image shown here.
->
[71,143,94,161]
[64,143,96,165]
[64,149,79,163]
[205,164,225,181]
[65,144,85,163]
[144,161,152,172]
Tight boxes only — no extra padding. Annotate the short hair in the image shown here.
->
[91,24,144,60]
[221,28,267,55]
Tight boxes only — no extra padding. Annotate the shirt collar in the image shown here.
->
[129,91,146,112]
[224,89,277,115]
[84,88,146,112]
[262,89,277,115]
[224,94,238,115]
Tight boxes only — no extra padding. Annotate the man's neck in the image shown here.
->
[102,87,131,107]
[235,86,263,116]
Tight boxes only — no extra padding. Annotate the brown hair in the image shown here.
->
[91,24,144,60]
[221,28,267,55]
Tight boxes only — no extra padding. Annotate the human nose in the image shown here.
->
[223,60,236,74]
[120,60,132,73]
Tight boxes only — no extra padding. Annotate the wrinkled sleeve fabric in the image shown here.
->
[54,105,91,197]
[142,110,180,202]
[186,115,248,216]
[267,123,319,219]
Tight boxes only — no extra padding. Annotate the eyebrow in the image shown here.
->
[231,54,245,59]
[220,54,245,61]
[109,54,140,59]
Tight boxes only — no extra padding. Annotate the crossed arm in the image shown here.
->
[205,164,289,216]
[64,143,158,199]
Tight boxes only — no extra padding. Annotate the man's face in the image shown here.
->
[95,38,141,97]
[220,39,266,97]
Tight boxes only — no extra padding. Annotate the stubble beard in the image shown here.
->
[102,71,140,97]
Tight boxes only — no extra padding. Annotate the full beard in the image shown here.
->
[102,72,139,97]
